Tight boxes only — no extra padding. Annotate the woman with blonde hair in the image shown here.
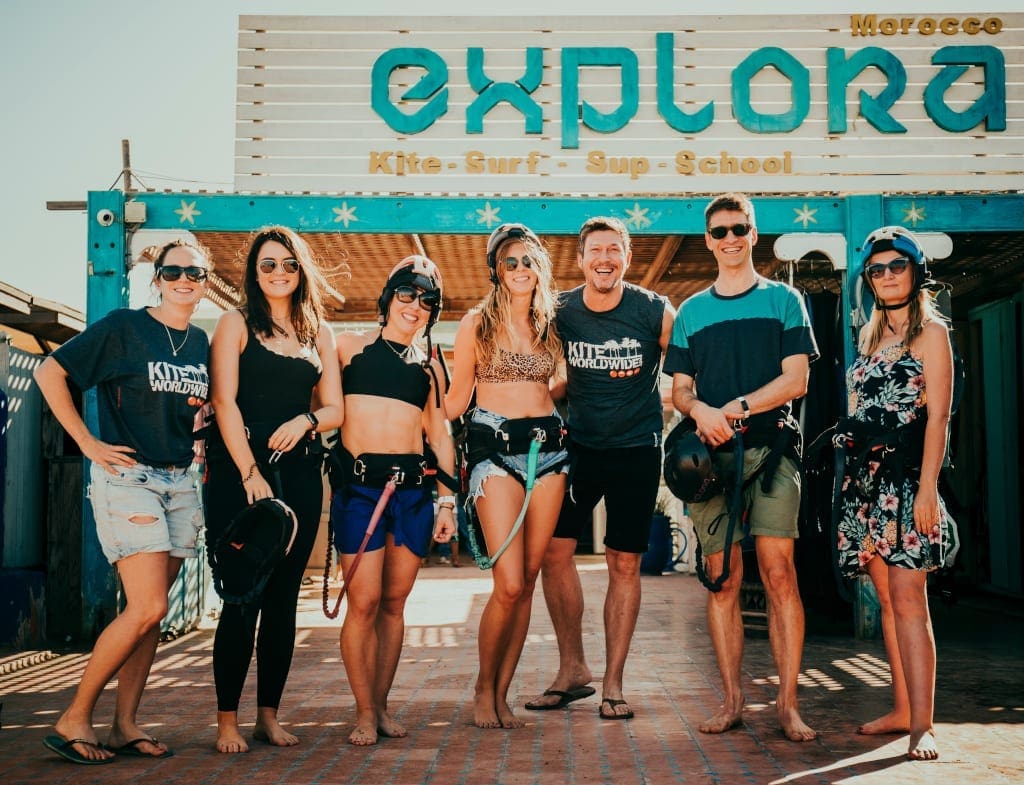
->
[835,225,959,761]
[446,223,569,729]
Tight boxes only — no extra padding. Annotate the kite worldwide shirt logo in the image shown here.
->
[148,361,210,398]
[566,338,643,378]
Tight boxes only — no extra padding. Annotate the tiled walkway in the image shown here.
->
[2,557,1022,784]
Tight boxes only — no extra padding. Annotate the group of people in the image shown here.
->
[35,191,958,765]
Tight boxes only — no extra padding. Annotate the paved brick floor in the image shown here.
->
[2,557,1022,784]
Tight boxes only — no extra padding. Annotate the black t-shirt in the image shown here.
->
[556,283,668,449]
[52,308,210,466]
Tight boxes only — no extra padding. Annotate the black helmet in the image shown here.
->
[663,419,721,504]
[377,255,443,327]
[486,223,542,285]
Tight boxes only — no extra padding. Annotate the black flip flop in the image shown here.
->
[524,685,596,711]
[42,735,115,765]
[105,737,174,759]
[599,698,634,720]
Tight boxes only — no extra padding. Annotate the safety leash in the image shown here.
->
[322,476,397,619]
[465,437,542,570]
[695,426,747,593]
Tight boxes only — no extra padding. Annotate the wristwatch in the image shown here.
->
[736,396,751,417]
[304,411,319,431]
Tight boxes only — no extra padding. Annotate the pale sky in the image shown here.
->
[2,0,1017,312]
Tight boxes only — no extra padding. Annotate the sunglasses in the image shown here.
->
[866,258,911,279]
[708,223,752,240]
[502,255,534,272]
[158,265,208,283]
[393,285,441,311]
[257,258,300,275]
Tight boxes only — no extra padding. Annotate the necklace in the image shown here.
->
[381,335,413,363]
[163,321,190,357]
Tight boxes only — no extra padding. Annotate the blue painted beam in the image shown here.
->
[132,193,857,235]
[82,191,127,640]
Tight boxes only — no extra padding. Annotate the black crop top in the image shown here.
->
[343,334,431,409]
[236,331,322,423]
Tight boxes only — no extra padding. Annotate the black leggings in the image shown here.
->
[203,456,323,712]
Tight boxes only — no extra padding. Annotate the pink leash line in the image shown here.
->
[322,478,397,619]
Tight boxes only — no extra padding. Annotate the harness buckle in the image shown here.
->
[530,427,548,444]
[388,467,406,486]
[353,458,367,479]
[269,450,285,464]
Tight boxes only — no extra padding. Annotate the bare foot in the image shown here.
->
[907,729,939,761]
[699,702,744,734]
[377,711,407,739]
[474,693,502,729]
[52,718,114,763]
[497,700,525,729]
[216,727,250,754]
[779,707,817,742]
[253,723,299,747]
[348,723,378,746]
[857,710,910,735]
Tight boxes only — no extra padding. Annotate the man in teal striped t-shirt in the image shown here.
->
[664,193,819,743]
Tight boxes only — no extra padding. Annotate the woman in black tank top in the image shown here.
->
[205,226,342,754]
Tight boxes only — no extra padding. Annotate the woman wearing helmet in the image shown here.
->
[331,255,456,745]
[445,224,568,729]
[835,226,959,761]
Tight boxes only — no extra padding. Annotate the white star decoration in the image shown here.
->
[625,202,651,229]
[332,202,358,228]
[476,202,501,227]
[903,202,926,227]
[174,200,201,225]
[793,203,818,229]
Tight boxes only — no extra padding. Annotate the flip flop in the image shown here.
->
[599,697,634,720]
[524,685,596,711]
[105,737,174,759]
[42,735,115,765]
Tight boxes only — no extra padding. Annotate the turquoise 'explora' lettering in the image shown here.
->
[368,40,1008,144]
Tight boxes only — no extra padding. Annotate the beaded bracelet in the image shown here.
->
[241,462,259,483]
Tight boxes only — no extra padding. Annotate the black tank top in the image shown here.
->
[236,331,322,423]
[343,334,431,409]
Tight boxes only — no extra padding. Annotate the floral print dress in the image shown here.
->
[836,341,959,578]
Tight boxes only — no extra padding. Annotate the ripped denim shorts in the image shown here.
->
[88,462,203,564]
[467,407,569,503]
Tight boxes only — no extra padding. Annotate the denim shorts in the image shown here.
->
[467,408,569,502]
[88,462,204,564]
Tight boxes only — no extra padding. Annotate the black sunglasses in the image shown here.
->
[257,258,300,274]
[158,265,208,283]
[708,223,752,240]
[394,285,440,311]
[866,258,911,279]
[502,255,534,272]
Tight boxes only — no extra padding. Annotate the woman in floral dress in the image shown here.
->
[835,226,958,762]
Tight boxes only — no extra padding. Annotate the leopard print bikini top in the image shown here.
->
[475,347,555,385]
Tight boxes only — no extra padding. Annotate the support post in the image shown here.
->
[81,190,128,640]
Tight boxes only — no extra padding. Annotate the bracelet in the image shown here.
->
[437,494,457,508]
[304,411,319,431]
[736,396,751,417]
[241,462,259,483]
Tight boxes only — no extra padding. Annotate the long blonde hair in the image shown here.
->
[860,288,948,356]
[473,234,562,366]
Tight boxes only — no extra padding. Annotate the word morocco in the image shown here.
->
[370,27,1007,148]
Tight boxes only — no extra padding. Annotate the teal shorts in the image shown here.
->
[687,447,801,556]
